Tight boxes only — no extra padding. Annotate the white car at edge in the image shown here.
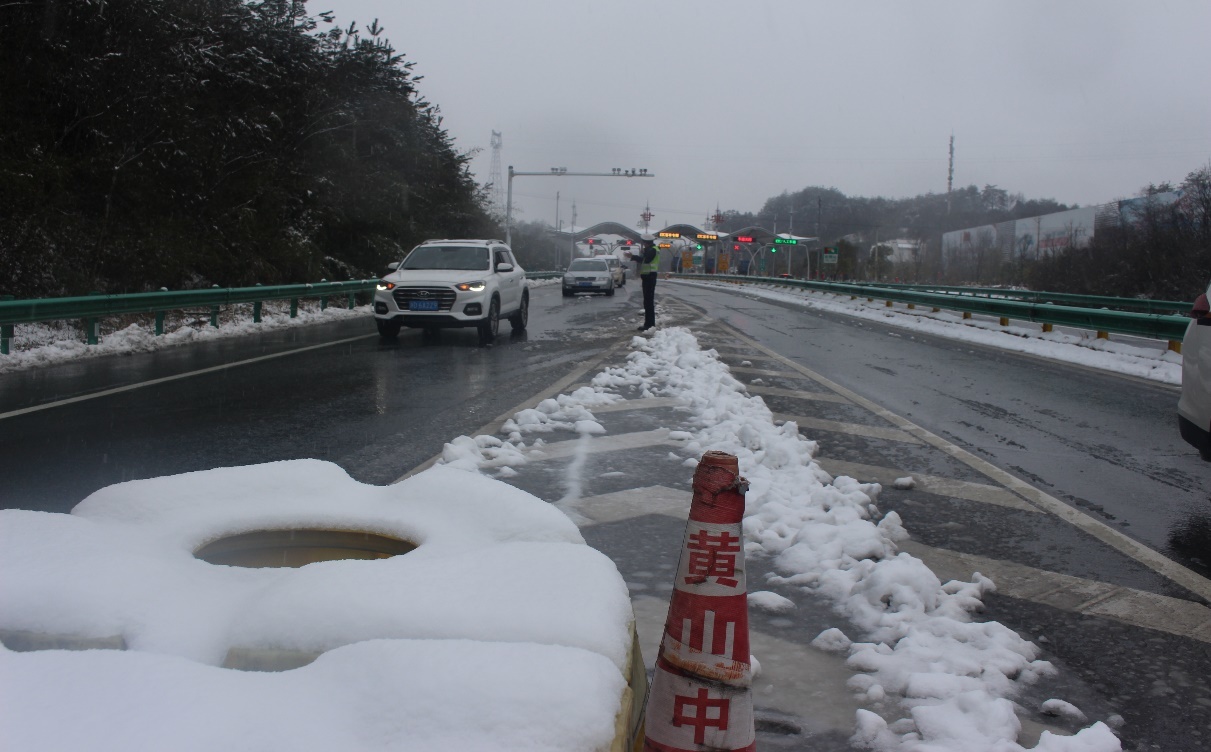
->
[1179,282,1211,460]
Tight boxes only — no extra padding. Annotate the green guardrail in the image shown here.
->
[844,282,1191,316]
[675,274,1191,348]
[0,272,570,354]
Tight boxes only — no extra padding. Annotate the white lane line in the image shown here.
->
[731,365,807,378]
[563,484,689,524]
[815,458,1041,513]
[746,384,852,405]
[772,412,922,445]
[629,594,865,733]
[0,334,379,422]
[393,339,630,482]
[527,429,673,462]
[593,397,687,414]
[720,322,1211,603]
[577,484,1209,643]
[900,540,1211,643]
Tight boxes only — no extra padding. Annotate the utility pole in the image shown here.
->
[569,200,577,269]
[488,131,504,217]
[947,133,955,216]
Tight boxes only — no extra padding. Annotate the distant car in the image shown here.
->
[373,239,527,345]
[1179,283,1211,460]
[598,255,626,287]
[562,258,615,297]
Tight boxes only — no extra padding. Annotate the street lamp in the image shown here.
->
[505,166,654,246]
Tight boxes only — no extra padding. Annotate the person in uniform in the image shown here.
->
[630,234,660,331]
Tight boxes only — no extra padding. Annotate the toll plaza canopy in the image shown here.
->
[545,222,816,246]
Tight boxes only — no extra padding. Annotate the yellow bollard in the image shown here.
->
[1042,323,1053,333]
[999,317,1009,327]
[1097,331,1109,340]
[962,311,972,320]
[1169,340,1182,354]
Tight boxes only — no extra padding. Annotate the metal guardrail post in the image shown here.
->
[155,311,165,335]
[253,302,262,324]
[290,298,298,318]
[347,292,355,309]
[86,291,100,345]
[319,280,328,311]
[1,295,12,354]
[209,285,220,328]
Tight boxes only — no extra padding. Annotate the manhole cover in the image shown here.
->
[195,529,415,568]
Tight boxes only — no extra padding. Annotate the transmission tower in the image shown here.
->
[488,131,504,217]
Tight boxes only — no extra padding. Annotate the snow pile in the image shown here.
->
[676,279,1181,385]
[0,302,372,374]
[590,327,1119,752]
[0,460,635,751]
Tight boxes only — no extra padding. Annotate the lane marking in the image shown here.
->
[564,484,689,525]
[900,540,1211,643]
[717,321,1211,603]
[526,429,673,462]
[393,339,630,482]
[593,396,687,414]
[575,484,1209,643]
[815,458,1040,513]
[0,334,379,422]
[730,365,809,379]
[772,412,922,445]
[746,384,852,404]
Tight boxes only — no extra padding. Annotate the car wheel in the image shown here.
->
[376,318,401,339]
[508,292,529,331]
[562,288,573,298]
[606,285,615,297]
[478,297,499,346]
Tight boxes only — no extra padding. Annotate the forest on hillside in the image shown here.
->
[716,168,1211,300]
[1,0,495,298]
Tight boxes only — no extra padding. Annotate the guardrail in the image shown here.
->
[842,282,1191,316]
[675,274,1191,351]
[0,272,564,354]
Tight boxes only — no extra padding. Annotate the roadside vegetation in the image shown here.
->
[1,0,495,298]
[719,165,1211,300]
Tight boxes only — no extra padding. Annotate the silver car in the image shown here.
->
[562,258,615,297]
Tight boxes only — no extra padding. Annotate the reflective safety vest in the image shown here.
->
[640,247,660,275]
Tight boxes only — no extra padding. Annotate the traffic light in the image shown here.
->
[586,238,596,246]
[733,244,740,251]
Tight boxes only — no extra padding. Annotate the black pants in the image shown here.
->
[641,273,657,328]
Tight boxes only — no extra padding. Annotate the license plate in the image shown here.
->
[578,281,593,287]
[409,300,439,311]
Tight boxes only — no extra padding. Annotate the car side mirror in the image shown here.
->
[387,262,400,271]
[496,263,514,273]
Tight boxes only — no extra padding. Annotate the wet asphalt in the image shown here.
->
[3,279,1210,750]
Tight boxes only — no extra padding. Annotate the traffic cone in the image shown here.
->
[644,450,755,752]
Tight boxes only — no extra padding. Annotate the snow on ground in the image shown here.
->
[675,279,1183,385]
[442,327,1121,752]
[0,461,634,751]
[0,278,562,374]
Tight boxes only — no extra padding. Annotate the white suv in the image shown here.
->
[1179,283,1211,460]
[374,240,528,345]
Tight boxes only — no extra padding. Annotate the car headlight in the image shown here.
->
[376,280,395,291]
[455,281,486,292]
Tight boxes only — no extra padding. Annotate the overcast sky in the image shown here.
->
[335,0,1210,231]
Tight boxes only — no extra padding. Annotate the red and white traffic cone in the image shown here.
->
[644,450,755,752]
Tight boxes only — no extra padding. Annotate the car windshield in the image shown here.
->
[569,259,607,272]
[401,246,489,271]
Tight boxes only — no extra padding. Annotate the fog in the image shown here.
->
[335,0,1209,229]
